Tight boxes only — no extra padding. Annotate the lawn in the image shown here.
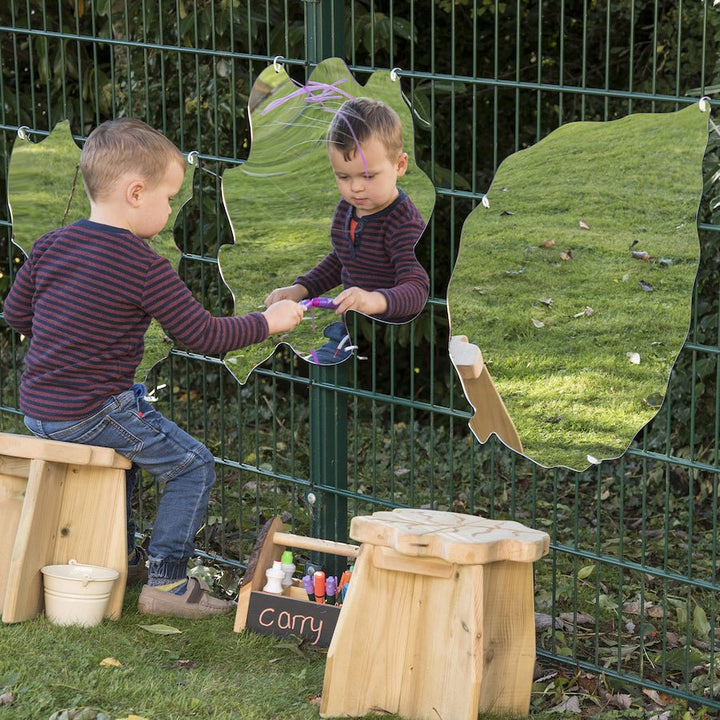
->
[447,104,708,471]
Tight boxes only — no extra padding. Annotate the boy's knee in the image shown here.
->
[178,443,216,489]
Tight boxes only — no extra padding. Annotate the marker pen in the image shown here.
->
[313,570,326,604]
[302,574,315,602]
[325,575,337,605]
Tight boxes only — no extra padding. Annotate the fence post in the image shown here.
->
[304,0,348,576]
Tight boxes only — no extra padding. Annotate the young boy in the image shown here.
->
[3,117,305,618]
[264,97,429,363]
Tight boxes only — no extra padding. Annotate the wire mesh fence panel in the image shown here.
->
[2,0,720,710]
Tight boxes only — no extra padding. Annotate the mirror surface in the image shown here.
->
[8,120,194,380]
[219,58,435,382]
[447,105,708,471]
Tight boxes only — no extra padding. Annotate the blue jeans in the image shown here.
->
[24,384,215,584]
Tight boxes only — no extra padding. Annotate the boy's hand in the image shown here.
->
[265,284,308,307]
[333,288,388,316]
[262,300,306,335]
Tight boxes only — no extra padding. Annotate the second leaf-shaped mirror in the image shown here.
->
[447,104,708,471]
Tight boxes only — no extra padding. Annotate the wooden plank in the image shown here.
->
[479,561,536,714]
[54,463,128,619]
[272,531,359,558]
[449,335,523,454]
[234,516,286,632]
[0,474,28,613]
[350,509,550,565]
[0,433,131,469]
[0,455,31,479]
[2,459,128,623]
[2,459,66,622]
[398,564,484,720]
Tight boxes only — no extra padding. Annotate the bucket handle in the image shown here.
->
[68,558,91,587]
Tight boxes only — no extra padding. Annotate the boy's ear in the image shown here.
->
[396,151,409,178]
[125,179,146,207]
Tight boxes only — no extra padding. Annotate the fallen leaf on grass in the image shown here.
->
[540,238,556,248]
[532,318,545,328]
[631,250,654,261]
[579,219,590,230]
[0,692,14,707]
[560,250,573,260]
[642,688,673,706]
[99,657,122,668]
[559,611,595,626]
[549,695,581,713]
[139,623,183,635]
[627,352,641,365]
[639,280,654,292]
[610,693,632,709]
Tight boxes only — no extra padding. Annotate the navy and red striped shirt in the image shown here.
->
[294,189,429,323]
[3,219,269,420]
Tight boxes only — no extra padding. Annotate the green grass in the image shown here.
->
[447,104,708,471]
[0,586,534,720]
[0,580,709,720]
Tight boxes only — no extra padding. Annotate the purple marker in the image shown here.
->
[302,574,315,602]
[312,297,337,309]
[325,575,337,605]
[300,296,336,309]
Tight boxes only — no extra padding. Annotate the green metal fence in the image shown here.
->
[2,0,720,712]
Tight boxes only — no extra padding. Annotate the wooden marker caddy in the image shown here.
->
[234,516,359,647]
[0,432,131,623]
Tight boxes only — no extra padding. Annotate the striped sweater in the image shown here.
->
[294,189,429,323]
[3,219,268,420]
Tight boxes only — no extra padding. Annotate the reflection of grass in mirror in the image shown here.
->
[448,105,707,470]
[9,123,89,254]
[221,59,436,381]
[7,120,194,382]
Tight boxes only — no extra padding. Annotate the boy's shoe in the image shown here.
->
[137,577,233,619]
[127,546,148,585]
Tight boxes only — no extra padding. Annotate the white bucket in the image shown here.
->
[41,559,119,627]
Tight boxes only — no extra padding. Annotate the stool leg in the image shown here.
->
[55,464,128,619]
[322,546,484,720]
[479,560,537,714]
[3,460,65,622]
[3,460,127,623]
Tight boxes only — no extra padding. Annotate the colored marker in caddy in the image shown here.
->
[313,570,326,604]
[325,575,337,605]
[302,574,314,602]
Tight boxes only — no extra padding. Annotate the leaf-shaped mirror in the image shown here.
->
[7,120,194,381]
[447,104,709,471]
[219,58,435,382]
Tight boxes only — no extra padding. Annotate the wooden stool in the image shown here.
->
[321,508,550,719]
[0,432,131,623]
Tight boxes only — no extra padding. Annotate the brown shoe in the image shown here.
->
[137,577,233,619]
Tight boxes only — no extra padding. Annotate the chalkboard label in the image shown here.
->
[246,591,341,647]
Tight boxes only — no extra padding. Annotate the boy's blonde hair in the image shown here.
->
[80,117,185,201]
[327,97,404,162]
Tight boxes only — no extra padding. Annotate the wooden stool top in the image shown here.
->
[0,432,131,469]
[349,508,549,565]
